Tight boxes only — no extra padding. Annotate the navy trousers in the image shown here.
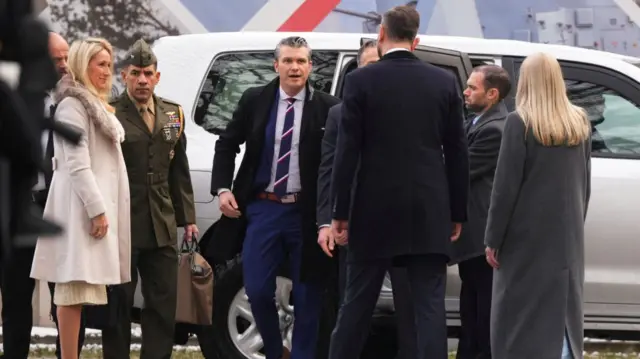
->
[243,199,322,359]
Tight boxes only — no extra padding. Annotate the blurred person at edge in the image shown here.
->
[30,38,132,359]
[451,65,511,359]
[0,31,72,359]
[484,52,591,359]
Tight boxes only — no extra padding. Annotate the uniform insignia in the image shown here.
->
[163,127,172,141]
[169,150,175,160]
[165,111,181,129]
[167,112,179,121]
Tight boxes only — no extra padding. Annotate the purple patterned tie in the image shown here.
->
[273,98,296,196]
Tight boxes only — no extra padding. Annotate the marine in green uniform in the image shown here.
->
[101,39,198,359]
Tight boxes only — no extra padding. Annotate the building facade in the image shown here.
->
[38,0,640,57]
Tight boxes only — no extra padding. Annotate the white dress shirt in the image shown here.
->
[265,87,305,193]
[385,47,411,55]
[217,86,306,196]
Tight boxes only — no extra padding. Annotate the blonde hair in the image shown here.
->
[516,52,590,146]
[66,37,114,106]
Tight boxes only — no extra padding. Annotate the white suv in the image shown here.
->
[131,32,640,359]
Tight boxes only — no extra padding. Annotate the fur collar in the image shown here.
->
[54,75,125,143]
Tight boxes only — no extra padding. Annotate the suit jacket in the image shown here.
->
[210,77,340,283]
[317,103,341,227]
[331,50,469,262]
[450,102,508,265]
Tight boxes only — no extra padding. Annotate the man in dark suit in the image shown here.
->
[451,65,511,359]
[317,39,379,292]
[328,5,469,359]
[211,36,340,359]
[317,40,418,359]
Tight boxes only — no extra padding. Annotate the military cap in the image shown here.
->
[125,39,157,68]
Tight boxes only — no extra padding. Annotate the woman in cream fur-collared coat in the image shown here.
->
[30,38,130,359]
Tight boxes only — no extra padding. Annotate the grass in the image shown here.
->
[20,348,206,359]
[18,348,640,359]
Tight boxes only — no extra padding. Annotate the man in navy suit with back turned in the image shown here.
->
[328,5,469,359]
[211,36,340,359]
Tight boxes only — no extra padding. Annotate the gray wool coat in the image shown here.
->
[485,112,591,359]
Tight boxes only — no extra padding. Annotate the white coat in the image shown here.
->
[31,75,131,285]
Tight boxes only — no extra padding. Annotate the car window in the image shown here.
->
[194,51,339,134]
[512,61,640,156]
[565,80,640,155]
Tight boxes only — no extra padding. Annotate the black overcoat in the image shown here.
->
[209,77,340,284]
[331,50,470,262]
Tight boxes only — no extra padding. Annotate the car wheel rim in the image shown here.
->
[228,276,294,359]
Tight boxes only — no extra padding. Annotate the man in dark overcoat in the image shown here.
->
[316,39,419,359]
[328,5,469,359]
[451,65,511,359]
[210,36,340,359]
[102,39,198,359]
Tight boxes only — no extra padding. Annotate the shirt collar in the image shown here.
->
[279,87,305,103]
[128,92,155,115]
[385,47,411,55]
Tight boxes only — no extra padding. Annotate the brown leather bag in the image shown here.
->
[175,236,214,325]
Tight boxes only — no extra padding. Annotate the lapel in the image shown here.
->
[250,79,279,143]
[153,96,171,138]
[468,102,508,139]
[119,92,151,136]
[299,81,316,145]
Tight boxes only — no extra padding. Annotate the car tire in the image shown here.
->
[196,253,338,359]
[207,254,248,359]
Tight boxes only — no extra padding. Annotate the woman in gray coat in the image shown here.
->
[484,52,591,359]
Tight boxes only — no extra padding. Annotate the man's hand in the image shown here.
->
[219,191,241,218]
[184,224,199,241]
[317,227,335,257]
[451,222,462,241]
[485,247,499,269]
[331,219,349,246]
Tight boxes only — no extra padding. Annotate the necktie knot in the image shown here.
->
[140,106,147,113]
[286,98,296,105]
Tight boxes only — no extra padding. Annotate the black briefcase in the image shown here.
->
[84,285,126,330]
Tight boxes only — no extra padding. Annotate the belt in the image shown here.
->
[257,192,300,204]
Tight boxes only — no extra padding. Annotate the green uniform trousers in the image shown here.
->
[102,245,178,359]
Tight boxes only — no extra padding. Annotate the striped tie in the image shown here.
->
[273,98,296,196]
